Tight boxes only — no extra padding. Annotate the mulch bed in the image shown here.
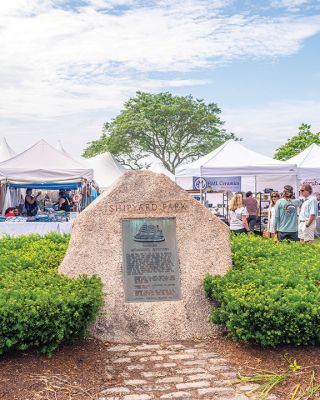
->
[1,333,320,399]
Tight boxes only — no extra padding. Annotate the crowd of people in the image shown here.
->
[228,184,320,243]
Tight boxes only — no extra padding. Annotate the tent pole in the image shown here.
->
[2,183,9,216]
[259,191,262,236]
[0,184,4,215]
[295,175,299,197]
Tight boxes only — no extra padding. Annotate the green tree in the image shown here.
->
[83,91,238,173]
[274,123,320,160]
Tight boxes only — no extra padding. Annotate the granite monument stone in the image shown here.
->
[59,170,231,342]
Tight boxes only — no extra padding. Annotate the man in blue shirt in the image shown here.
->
[298,183,318,243]
[274,185,300,242]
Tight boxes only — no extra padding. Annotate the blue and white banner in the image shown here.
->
[192,176,241,192]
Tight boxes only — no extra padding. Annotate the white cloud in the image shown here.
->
[271,0,309,9]
[0,0,319,156]
[223,100,320,156]
[1,2,319,108]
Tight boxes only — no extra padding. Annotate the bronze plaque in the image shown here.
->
[122,217,181,302]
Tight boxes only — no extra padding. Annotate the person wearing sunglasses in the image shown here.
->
[267,192,280,238]
[274,185,300,242]
[298,184,318,243]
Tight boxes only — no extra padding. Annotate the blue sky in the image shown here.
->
[0,0,319,158]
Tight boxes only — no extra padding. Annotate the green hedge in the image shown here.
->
[204,234,320,347]
[0,234,103,355]
[0,233,69,273]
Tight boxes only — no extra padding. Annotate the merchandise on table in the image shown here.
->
[0,211,73,223]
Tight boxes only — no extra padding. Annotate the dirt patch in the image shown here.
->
[0,334,320,399]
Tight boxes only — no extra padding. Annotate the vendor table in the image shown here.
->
[0,222,73,237]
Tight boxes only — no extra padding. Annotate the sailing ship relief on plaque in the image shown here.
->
[122,217,181,302]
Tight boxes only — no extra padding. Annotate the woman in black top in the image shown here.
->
[58,190,71,212]
[25,189,41,216]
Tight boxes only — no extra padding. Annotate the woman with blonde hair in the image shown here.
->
[267,192,280,238]
[228,193,250,234]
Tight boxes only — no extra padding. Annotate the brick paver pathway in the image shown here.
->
[98,341,277,400]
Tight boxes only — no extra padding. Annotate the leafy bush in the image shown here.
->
[0,234,103,355]
[0,233,70,273]
[204,234,320,347]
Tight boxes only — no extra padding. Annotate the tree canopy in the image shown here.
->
[274,123,320,160]
[83,91,238,173]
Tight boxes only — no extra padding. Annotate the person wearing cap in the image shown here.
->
[298,183,318,243]
[274,185,300,242]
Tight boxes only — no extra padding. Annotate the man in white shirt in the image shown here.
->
[298,184,318,243]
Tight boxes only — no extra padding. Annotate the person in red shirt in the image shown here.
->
[243,191,259,232]
[4,207,15,217]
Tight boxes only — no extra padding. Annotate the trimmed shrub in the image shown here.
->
[204,234,320,347]
[0,234,103,355]
[0,233,70,273]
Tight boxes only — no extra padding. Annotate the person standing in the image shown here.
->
[228,193,250,234]
[316,193,320,238]
[274,185,300,242]
[298,184,318,243]
[25,189,41,216]
[316,192,320,218]
[267,192,280,238]
[243,191,258,232]
[58,190,71,212]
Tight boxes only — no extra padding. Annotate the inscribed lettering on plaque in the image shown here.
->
[122,218,181,302]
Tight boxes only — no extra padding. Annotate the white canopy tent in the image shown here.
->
[82,152,126,191]
[55,140,74,160]
[287,143,320,193]
[148,160,175,181]
[0,137,15,162]
[175,140,298,193]
[287,144,320,180]
[0,139,93,183]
